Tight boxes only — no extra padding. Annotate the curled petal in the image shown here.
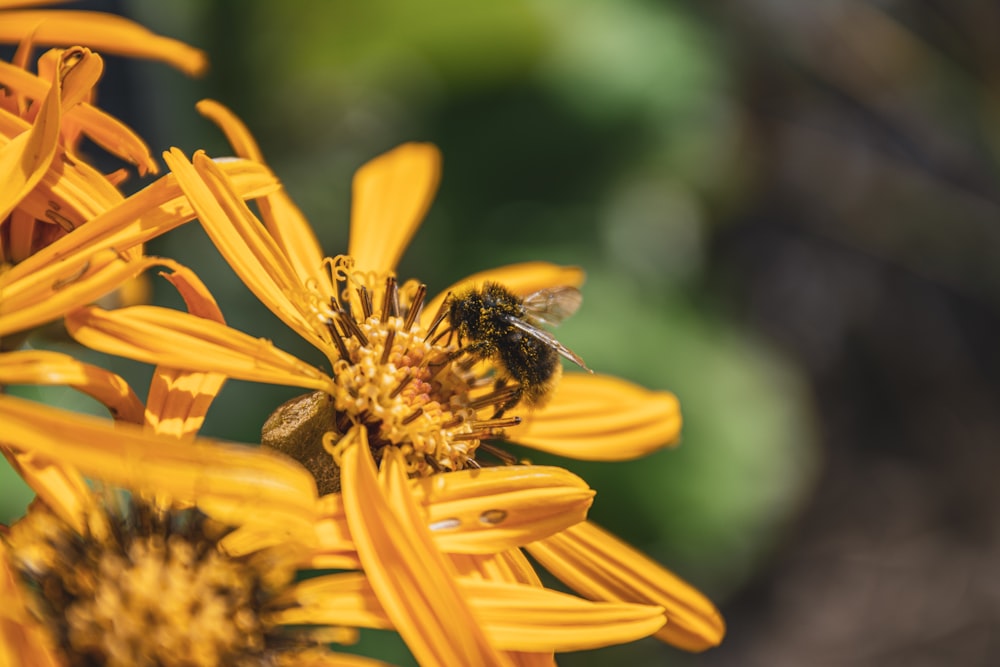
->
[527,521,725,652]
[0,349,143,423]
[423,262,586,330]
[0,10,208,76]
[0,43,62,221]
[146,266,227,438]
[348,143,441,279]
[65,305,333,393]
[0,59,156,174]
[0,395,319,537]
[340,429,507,666]
[509,373,682,460]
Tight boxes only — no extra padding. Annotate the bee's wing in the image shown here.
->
[521,286,583,327]
[507,316,592,372]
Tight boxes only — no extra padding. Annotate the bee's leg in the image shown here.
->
[491,383,522,419]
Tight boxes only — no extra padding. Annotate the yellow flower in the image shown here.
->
[0,3,208,345]
[0,47,281,342]
[66,101,725,659]
[0,1,207,77]
[1,267,663,665]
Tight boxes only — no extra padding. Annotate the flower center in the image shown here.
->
[263,269,524,492]
[5,499,306,667]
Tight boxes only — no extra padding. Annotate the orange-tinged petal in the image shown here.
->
[0,252,175,338]
[311,466,593,559]
[450,550,543,587]
[418,465,594,554]
[0,43,61,221]
[0,58,157,174]
[527,521,725,652]
[0,349,144,423]
[422,262,586,329]
[509,373,682,460]
[1,446,93,536]
[145,266,227,438]
[195,99,330,294]
[0,540,62,667]
[279,572,665,653]
[348,143,441,278]
[64,305,334,393]
[163,148,328,351]
[0,394,319,536]
[341,429,509,666]
[2,157,277,286]
[0,10,207,76]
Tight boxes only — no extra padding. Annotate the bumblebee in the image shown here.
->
[447,282,592,416]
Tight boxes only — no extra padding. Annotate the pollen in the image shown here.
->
[4,499,307,667]
[264,271,526,488]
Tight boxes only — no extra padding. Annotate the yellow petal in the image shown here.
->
[340,428,508,666]
[0,10,208,76]
[348,143,441,278]
[1,445,93,536]
[0,251,174,338]
[196,99,330,293]
[422,262,586,329]
[64,304,334,393]
[0,349,144,423]
[509,373,682,460]
[145,266,227,438]
[0,43,62,221]
[163,148,328,351]
[526,521,725,652]
[311,466,594,560]
[0,58,158,175]
[0,540,62,667]
[0,395,319,536]
[450,550,543,587]
[0,158,278,329]
[279,572,665,653]
[417,465,594,554]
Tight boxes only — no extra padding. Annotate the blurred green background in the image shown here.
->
[6,0,1000,664]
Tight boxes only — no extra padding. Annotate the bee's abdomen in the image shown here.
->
[498,331,560,403]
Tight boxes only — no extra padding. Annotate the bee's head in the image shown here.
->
[447,288,483,337]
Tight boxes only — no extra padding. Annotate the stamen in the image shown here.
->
[325,318,351,360]
[389,374,415,399]
[380,329,396,365]
[403,284,427,331]
[358,285,373,319]
[423,454,444,473]
[337,313,368,347]
[381,276,399,321]
[401,407,424,425]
